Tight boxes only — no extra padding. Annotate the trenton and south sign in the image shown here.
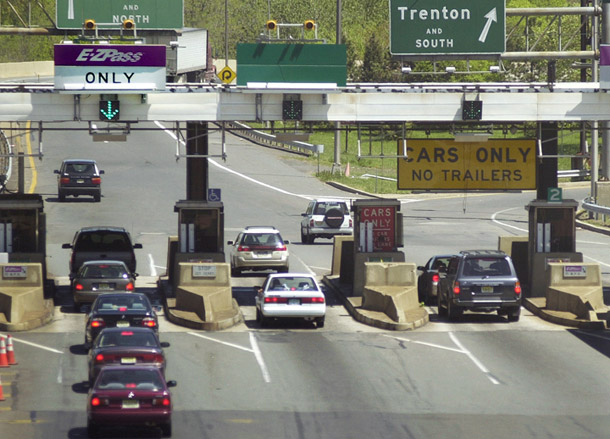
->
[54,44,166,91]
[397,139,536,190]
[389,0,505,56]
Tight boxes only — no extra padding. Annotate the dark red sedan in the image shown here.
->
[87,365,176,438]
[87,327,170,385]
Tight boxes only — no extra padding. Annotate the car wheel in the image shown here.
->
[324,208,344,228]
[161,421,172,437]
[58,193,66,202]
[507,307,521,322]
[94,194,101,202]
[316,317,325,328]
[437,291,447,317]
[231,266,240,277]
[447,299,462,321]
[301,228,307,244]
[87,420,99,438]
[256,308,267,327]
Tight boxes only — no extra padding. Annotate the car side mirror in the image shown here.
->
[133,272,139,278]
[301,213,307,217]
[133,243,143,249]
[54,170,60,174]
[99,170,105,175]
[160,342,170,348]
[166,380,177,387]
[417,266,425,271]
[284,240,290,245]
[227,241,234,245]
[62,243,72,249]
[254,286,261,293]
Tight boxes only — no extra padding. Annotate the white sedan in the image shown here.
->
[255,273,326,328]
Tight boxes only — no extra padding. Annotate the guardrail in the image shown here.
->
[225,121,322,155]
[582,197,610,219]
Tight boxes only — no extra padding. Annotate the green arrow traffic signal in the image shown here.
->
[99,100,120,121]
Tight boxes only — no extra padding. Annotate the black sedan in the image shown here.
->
[87,327,170,385]
[417,255,453,305]
[87,365,176,438]
[85,293,158,346]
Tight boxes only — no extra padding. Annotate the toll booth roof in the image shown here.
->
[0,194,43,210]
[174,200,223,212]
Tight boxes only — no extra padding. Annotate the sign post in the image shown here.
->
[389,0,505,57]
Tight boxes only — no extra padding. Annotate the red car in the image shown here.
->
[87,365,176,438]
[87,327,169,385]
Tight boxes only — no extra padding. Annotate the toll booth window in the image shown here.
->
[181,210,219,252]
[0,210,37,253]
[537,208,574,253]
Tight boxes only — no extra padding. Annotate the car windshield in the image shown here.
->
[74,231,132,252]
[97,369,164,390]
[65,163,95,174]
[241,233,281,247]
[463,257,511,276]
[95,296,150,312]
[97,331,158,348]
[269,277,316,291]
[80,264,129,279]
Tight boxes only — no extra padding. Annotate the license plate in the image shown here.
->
[116,321,130,327]
[255,251,271,258]
[481,286,494,293]
[288,298,300,305]
[121,357,136,364]
[97,283,112,290]
[76,179,85,184]
[122,399,139,409]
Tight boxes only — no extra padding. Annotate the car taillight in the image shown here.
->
[453,281,460,295]
[432,274,440,283]
[142,318,156,328]
[237,245,250,252]
[349,218,353,227]
[153,397,171,406]
[91,318,105,328]
[91,177,101,185]
[91,397,101,406]
[301,297,325,304]
[118,307,128,312]
[264,297,288,303]
[275,244,287,251]
[309,219,314,227]
[514,282,522,295]
[75,283,84,291]
[126,282,134,291]
[60,177,70,184]
[95,353,105,363]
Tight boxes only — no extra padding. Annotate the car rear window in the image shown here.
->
[81,264,129,279]
[74,232,132,252]
[269,277,316,291]
[463,257,511,276]
[95,296,150,312]
[314,202,348,215]
[97,369,163,390]
[98,331,157,347]
[241,233,281,247]
[65,163,95,174]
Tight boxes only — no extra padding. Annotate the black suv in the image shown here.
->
[54,159,104,202]
[63,226,142,275]
[437,250,522,322]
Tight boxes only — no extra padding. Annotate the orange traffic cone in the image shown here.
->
[6,335,16,365]
[0,374,5,401]
[0,337,8,368]
[345,162,351,177]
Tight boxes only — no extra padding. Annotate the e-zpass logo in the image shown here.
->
[75,48,143,63]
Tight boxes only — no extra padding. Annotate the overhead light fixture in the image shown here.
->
[445,66,456,74]
[489,65,500,73]
[454,132,491,142]
[401,66,412,74]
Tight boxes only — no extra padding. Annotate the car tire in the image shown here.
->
[256,308,267,328]
[301,229,307,244]
[87,420,99,438]
[94,194,101,202]
[437,291,447,317]
[316,317,325,328]
[507,307,521,322]
[161,421,172,437]
[324,208,344,228]
[231,266,240,277]
[447,299,462,321]
[58,193,66,202]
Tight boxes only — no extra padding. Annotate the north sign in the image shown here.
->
[56,0,183,30]
[397,139,536,190]
[389,0,505,57]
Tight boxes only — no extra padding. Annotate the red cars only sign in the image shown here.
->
[359,206,396,252]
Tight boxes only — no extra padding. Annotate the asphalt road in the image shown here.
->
[1,123,610,439]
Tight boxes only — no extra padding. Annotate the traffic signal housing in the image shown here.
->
[282,99,303,121]
[266,20,277,31]
[84,19,96,30]
[462,100,483,121]
[99,100,120,122]
[122,19,135,30]
[304,20,315,31]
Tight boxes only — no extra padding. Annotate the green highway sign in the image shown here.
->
[389,0,505,57]
[56,0,183,30]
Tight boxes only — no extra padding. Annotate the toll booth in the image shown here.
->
[170,200,225,286]
[0,194,47,292]
[351,199,404,295]
[527,199,582,297]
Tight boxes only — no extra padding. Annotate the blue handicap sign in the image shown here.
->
[208,188,221,202]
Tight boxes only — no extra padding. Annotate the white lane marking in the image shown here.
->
[57,356,63,384]
[448,332,500,385]
[291,253,317,276]
[249,332,271,383]
[188,331,253,353]
[383,334,463,353]
[148,254,157,277]
[187,331,271,383]
[0,334,64,354]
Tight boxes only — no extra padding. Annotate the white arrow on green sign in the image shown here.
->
[389,0,505,57]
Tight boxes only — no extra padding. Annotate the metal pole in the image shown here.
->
[333,0,342,173]
[224,0,229,66]
[601,0,610,180]
[591,0,600,200]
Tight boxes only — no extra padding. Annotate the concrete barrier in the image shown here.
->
[545,262,608,322]
[361,262,425,324]
[165,262,241,330]
[0,61,53,80]
[0,263,53,331]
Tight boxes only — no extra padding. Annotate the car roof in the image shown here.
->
[62,159,97,164]
[96,364,163,373]
[81,260,128,266]
[312,198,348,203]
[76,226,129,233]
[242,226,280,233]
[94,292,149,300]
[459,250,507,257]
[266,273,316,279]
[97,327,157,335]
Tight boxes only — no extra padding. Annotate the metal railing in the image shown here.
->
[225,122,321,155]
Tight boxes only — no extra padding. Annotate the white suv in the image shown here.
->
[300,199,353,244]
[227,226,289,276]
